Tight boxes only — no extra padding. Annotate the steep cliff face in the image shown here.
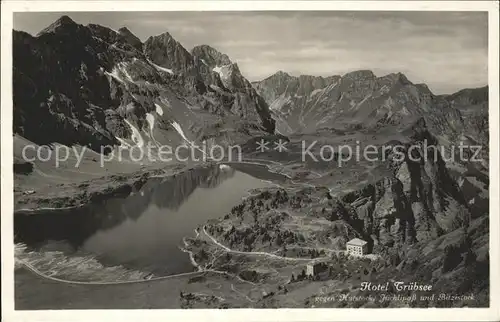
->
[141,37,275,134]
[252,71,341,134]
[190,45,275,133]
[13,16,275,153]
[441,86,489,167]
[336,120,472,248]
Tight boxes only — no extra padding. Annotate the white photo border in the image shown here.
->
[1,1,499,321]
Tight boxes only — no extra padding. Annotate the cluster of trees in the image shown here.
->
[308,249,325,258]
[238,270,259,282]
[179,291,220,308]
[273,190,289,205]
[259,191,273,200]
[277,285,289,294]
[274,229,305,247]
[442,232,475,273]
[221,226,257,251]
[289,261,376,284]
[290,195,304,209]
[263,211,290,227]
[290,268,320,282]
[195,248,209,262]
[229,190,290,222]
[231,203,245,217]
[225,190,293,244]
[206,224,224,236]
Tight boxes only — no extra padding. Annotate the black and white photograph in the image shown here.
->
[1,1,499,321]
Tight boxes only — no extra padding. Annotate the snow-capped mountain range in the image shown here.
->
[13,15,275,153]
[13,15,488,155]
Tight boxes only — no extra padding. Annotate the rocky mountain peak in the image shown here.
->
[379,72,411,85]
[37,15,79,36]
[253,67,474,135]
[118,26,131,34]
[254,71,341,103]
[155,31,174,41]
[143,31,194,72]
[415,83,434,95]
[342,69,376,81]
[145,31,182,49]
[273,70,292,78]
[55,15,76,26]
[117,26,142,50]
[191,44,232,67]
[444,86,488,108]
[262,70,294,83]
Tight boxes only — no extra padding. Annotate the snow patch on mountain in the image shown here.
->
[213,66,223,78]
[145,113,155,132]
[145,112,161,147]
[115,137,133,149]
[105,68,125,84]
[400,106,410,116]
[120,64,134,82]
[213,65,231,80]
[105,62,134,84]
[171,121,210,159]
[148,60,174,74]
[379,85,390,95]
[155,103,164,116]
[115,62,133,82]
[158,97,172,110]
[353,94,372,110]
[269,94,291,111]
[311,88,323,96]
[171,121,192,145]
[124,119,144,148]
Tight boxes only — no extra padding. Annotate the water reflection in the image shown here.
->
[15,164,280,274]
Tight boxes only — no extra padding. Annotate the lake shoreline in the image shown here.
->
[14,162,289,284]
[14,159,291,213]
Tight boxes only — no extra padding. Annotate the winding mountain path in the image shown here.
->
[201,226,330,262]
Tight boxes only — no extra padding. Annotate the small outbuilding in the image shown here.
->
[305,261,325,277]
[346,238,368,256]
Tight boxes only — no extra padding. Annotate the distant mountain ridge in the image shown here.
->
[253,70,488,147]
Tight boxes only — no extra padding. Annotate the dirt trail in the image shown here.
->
[201,226,331,262]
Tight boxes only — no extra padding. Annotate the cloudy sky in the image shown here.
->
[14,11,487,94]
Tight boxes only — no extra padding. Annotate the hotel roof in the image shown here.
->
[347,238,368,246]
